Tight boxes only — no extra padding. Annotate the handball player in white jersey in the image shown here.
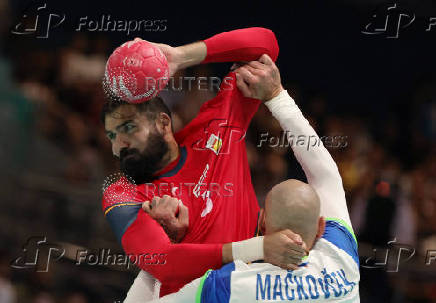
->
[146,53,360,302]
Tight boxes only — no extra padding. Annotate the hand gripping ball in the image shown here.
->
[104,40,169,103]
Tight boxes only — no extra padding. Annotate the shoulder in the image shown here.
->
[320,218,359,267]
[102,179,152,242]
[197,262,236,303]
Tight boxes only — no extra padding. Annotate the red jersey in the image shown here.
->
[102,27,279,296]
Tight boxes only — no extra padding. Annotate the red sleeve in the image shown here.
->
[120,211,222,296]
[174,72,260,146]
[202,27,279,63]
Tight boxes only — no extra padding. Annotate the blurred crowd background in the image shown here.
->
[0,0,435,302]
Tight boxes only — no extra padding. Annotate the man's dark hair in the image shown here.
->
[100,95,172,125]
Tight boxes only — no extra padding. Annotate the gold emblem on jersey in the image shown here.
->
[206,134,222,155]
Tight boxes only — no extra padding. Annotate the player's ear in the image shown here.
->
[156,112,172,134]
[259,208,266,235]
[316,216,326,240]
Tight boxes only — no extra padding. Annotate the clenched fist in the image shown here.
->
[143,195,189,243]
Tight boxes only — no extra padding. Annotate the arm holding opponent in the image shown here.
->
[235,54,353,230]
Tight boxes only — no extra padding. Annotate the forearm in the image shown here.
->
[122,212,222,289]
[174,41,207,70]
[202,27,279,63]
[175,27,279,70]
[265,90,352,226]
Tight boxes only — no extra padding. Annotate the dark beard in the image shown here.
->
[119,131,169,184]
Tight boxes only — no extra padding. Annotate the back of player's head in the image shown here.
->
[100,94,171,126]
[265,179,321,246]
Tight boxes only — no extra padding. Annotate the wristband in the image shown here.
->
[232,236,264,263]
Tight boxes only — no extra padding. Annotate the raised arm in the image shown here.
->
[201,27,279,63]
[149,27,279,76]
[265,90,352,227]
[234,55,352,228]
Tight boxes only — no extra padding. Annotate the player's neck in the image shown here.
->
[167,140,180,164]
[155,140,180,175]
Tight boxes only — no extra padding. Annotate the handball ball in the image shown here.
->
[104,39,169,103]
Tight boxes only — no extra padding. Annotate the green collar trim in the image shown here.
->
[325,217,358,245]
[195,269,212,303]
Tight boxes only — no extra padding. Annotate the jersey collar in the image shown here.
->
[155,146,187,179]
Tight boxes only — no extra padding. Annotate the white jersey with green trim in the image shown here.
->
[196,218,359,303]
[149,90,361,303]
[151,218,360,303]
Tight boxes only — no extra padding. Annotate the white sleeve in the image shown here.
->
[146,277,201,303]
[124,270,160,303]
[265,90,352,228]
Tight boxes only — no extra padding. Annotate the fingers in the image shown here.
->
[151,196,160,210]
[285,241,307,256]
[146,195,183,220]
[243,64,267,77]
[235,72,252,98]
[281,229,303,246]
[247,60,267,70]
[177,202,189,228]
[142,201,151,213]
[237,66,257,83]
[259,54,273,66]
[282,250,306,271]
[280,229,309,257]
[161,195,179,214]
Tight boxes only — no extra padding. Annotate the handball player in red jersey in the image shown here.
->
[101,28,307,300]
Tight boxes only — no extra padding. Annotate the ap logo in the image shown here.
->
[362,3,415,39]
[11,0,65,39]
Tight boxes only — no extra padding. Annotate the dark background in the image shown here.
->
[0,0,435,302]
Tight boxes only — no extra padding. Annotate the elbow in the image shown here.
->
[252,27,279,61]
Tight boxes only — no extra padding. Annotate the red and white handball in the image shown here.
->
[104,39,169,103]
